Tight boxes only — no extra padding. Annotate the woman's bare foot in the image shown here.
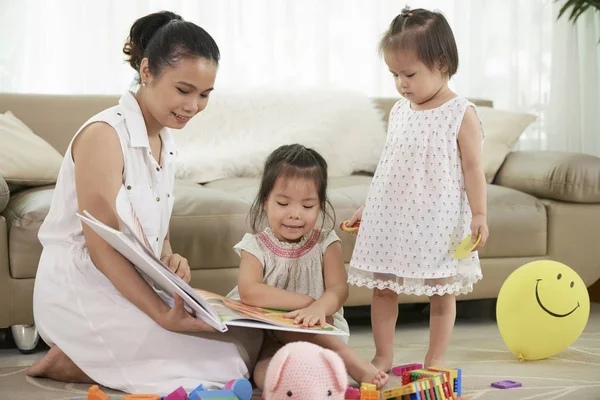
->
[350,360,389,389]
[371,354,393,373]
[26,345,95,383]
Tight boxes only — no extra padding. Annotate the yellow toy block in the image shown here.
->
[382,382,418,399]
[360,382,377,391]
[429,366,458,381]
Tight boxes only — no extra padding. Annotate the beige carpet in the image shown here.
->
[1,303,599,399]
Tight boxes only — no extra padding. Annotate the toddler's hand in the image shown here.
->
[471,214,489,251]
[284,303,327,328]
[347,204,365,227]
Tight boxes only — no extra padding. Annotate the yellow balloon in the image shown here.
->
[496,260,590,361]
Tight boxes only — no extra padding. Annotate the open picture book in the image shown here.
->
[76,190,346,337]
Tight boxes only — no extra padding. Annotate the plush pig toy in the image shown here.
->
[263,341,348,400]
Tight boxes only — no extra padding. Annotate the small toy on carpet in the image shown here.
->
[83,378,252,400]
[263,341,347,400]
[490,380,522,389]
[360,363,463,400]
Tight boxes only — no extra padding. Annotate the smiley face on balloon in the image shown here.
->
[496,260,590,361]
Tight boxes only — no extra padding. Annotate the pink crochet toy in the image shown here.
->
[263,341,348,400]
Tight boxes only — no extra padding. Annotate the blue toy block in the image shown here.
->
[454,368,462,397]
[410,391,421,400]
[226,378,252,400]
[189,384,205,399]
[191,389,237,399]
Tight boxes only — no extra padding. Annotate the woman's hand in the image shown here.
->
[284,302,328,328]
[162,253,191,283]
[159,293,217,333]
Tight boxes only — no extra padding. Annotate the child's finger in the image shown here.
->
[283,310,299,319]
[472,227,480,243]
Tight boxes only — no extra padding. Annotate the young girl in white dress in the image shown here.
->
[227,144,388,389]
[347,6,489,371]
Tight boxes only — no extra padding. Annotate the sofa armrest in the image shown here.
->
[0,175,9,213]
[494,151,600,203]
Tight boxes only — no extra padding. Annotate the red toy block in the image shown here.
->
[391,363,423,377]
[345,386,361,399]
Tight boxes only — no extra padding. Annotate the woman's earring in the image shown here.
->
[142,80,147,86]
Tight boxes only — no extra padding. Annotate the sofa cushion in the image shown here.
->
[0,111,63,186]
[477,107,536,183]
[0,176,9,214]
[4,186,54,278]
[479,184,547,258]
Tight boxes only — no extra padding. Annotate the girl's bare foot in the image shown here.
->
[26,345,95,383]
[352,360,389,389]
[371,354,393,373]
[424,354,445,369]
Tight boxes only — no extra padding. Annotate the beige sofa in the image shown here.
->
[2,93,600,352]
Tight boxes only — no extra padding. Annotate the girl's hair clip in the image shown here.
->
[401,5,413,17]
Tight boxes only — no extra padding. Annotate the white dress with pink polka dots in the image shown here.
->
[347,97,484,296]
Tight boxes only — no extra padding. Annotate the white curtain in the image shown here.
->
[0,0,598,154]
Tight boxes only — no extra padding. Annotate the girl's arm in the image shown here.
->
[314,241,348,316]
[458,107,489,248]
[237,250,315,310]
[284,241,348,327]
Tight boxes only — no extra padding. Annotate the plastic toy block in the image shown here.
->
[428,367,458,381]
[192,390,237,399]
[392,363,423,377]
[491,380,522,389]
[223,378,252,400]
[360,382,377,391]
[165,386,189,400]
[87,385,110,400]
[345,386,361,399]
[454,368,462,397]
[189,384,205,400]
[359,389,379,400]
[122,395,161,400]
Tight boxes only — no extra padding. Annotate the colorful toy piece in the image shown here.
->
[491,380,522,389]
[223,379,252,400]
[164,386,189,400]
[391,363,423,377]
[344,386,361,399]
[122,395,161,399]
[190,378,252,400]
[359,382,379,399]
[87,385,110,400]
[382,365,463,399]
[340,220,360,233]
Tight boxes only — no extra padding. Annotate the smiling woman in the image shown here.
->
[496,260,591,361]
[25,10,263,396]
